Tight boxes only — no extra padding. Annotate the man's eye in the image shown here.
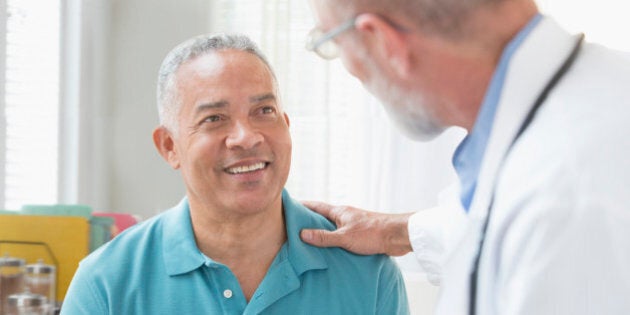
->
[261,106,276,114]
[204,115,221,122]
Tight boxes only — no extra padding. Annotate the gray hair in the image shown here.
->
[156,34,276,132]
[325,0,503,37]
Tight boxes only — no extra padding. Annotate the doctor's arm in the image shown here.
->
[300,183,463,285]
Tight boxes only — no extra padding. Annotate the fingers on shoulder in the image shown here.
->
[302,200,338,218]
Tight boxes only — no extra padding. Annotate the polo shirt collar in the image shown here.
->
[246,191,329,312]
[162,190,328,277]
[281,189,328,275]
[162,198,206,276]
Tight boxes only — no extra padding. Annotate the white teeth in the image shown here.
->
[227,162,266,174]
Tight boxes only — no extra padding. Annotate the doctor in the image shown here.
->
[300,0,630,314]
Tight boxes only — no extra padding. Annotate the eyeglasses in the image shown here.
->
[305,17,356,60]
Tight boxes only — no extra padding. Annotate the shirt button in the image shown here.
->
[223,289,233,299]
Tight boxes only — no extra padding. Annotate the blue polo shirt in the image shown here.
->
[452,14,542,211]
[61,190,409,315]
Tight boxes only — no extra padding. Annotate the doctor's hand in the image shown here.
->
[300,201,414,256]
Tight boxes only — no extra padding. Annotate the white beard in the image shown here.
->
[367,75,446,141]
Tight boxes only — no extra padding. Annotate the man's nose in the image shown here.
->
[225,120,263,150]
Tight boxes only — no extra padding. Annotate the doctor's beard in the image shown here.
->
[366,75,446,141]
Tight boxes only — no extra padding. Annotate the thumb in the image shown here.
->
[300,228,342,248]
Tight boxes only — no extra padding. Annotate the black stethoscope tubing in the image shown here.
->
[469,33,585,315]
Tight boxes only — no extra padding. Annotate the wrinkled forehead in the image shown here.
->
[178,50,273,80]
[173,50,282,107]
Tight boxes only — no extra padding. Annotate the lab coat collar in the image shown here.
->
[436,16,584,314]
[469,16,582,221]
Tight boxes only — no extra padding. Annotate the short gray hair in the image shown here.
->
[156,34,276,132]
[325,0,503,37]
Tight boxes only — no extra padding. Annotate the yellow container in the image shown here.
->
[0,215,90,303]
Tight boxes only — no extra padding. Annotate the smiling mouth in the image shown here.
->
[225,162,268,174]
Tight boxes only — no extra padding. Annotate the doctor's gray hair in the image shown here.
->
[323,0,503,38]
[156,34,277,133]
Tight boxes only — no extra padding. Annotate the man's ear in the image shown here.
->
[354,13,412,78]
[283,112,290,127]
[153,126,181,169]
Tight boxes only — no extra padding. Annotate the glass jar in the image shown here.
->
[6,290,48,315]
[0,254,26,315]
[24,260,55,310]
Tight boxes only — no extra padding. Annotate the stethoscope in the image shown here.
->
[469,33,585,315]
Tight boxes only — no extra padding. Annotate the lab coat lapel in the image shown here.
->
[474,18,580,315]
[435,17,580,314]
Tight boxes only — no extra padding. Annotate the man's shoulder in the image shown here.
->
[78,206,178,274]
[282,193,400,272]
[296,205,399,269]
[324,246,400,272]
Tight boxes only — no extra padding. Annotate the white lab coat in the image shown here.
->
[409,17,630,314]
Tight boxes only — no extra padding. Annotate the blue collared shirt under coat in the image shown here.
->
[453,14,543,211]
[60,190,409,314]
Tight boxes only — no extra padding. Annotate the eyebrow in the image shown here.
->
[194,93,276,115]
[194,101,228,115]
[250,93,276,103]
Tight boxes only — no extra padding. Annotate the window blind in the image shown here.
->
[211,0,386,206]
[1,0,60,210]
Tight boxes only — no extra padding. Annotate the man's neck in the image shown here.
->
[420,0,539,132]
[189,196,287,301]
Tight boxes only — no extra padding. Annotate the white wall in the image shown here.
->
[79,0,211,217]
[109,0,214,217]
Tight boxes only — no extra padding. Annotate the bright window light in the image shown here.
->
[2,0,60,210]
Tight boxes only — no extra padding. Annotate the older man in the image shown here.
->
[60,34,409,314]
[300,0,630,314]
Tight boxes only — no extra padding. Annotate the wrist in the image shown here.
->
[382,212,413,256]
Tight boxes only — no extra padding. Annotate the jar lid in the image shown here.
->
[0,254,25,267]
[25,259,55,274]
[7,291,47,307]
